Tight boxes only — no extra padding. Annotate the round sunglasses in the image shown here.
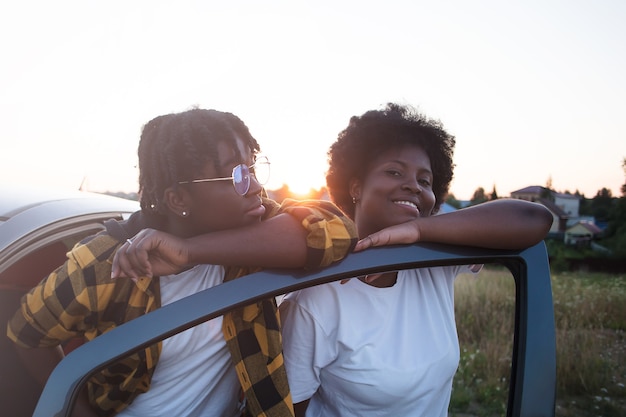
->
[177,156,270,196]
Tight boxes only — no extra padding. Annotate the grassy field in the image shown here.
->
[450,267,626,417]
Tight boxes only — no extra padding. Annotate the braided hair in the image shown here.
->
[326,103,456,218]
[137,108,260,215]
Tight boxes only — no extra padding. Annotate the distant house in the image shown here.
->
[564,221,603,247]
[510,186,582,235]
[553,193,581,218]
[510,185,580,215]
[438,202,457,214]
[509,185,546,202]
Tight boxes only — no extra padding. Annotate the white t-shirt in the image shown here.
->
[118,264,241,417]
[279,265,477,417]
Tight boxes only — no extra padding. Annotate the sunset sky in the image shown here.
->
[1,0,624,199]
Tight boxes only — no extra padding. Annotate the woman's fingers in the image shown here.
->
[354,221,420,252]
[111,230,154,280]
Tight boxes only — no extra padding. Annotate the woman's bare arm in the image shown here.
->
[112,213,308,279]
[355,199,552,251]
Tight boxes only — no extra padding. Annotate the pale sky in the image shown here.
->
[1,0,624,200]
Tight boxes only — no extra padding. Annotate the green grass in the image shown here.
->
[450,267,626,417]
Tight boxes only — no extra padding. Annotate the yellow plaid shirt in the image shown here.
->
[7,198,356,416]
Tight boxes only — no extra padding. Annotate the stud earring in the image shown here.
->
[352,196,357,204]
[182,211,188,217]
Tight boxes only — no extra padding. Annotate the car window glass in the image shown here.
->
[453,264,514,415]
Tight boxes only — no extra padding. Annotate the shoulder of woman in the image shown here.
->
[69,232,121,269]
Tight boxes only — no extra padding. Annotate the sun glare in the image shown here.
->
[266,160,327,199]
[289,180,321,196]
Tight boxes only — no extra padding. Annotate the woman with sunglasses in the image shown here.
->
[279,103,553,417]
[7,108,357,417]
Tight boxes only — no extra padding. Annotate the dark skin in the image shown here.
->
[350,145,551,251]
[15,137,311,416]
[293,144,553,415]
[349,144,436,288]
[112,138,310,280]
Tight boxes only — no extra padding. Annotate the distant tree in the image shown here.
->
[576,189,591,216]
[469,187,488,206]
[540,180,554,201]
[445,194,462,209]
[584,159,626,257]
[604,194,626,257]
[489,185,498,201]
[591,188,614,223]
[596,188,613,199]
[621,157,626,196]
[602,157,626,256]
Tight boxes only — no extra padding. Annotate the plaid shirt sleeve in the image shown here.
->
[7,233,160,416]
[222,198,357,417]
[7,234,122,347]
[278,198,357,269]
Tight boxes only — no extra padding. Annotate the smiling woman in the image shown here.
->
[278,103,554,417]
